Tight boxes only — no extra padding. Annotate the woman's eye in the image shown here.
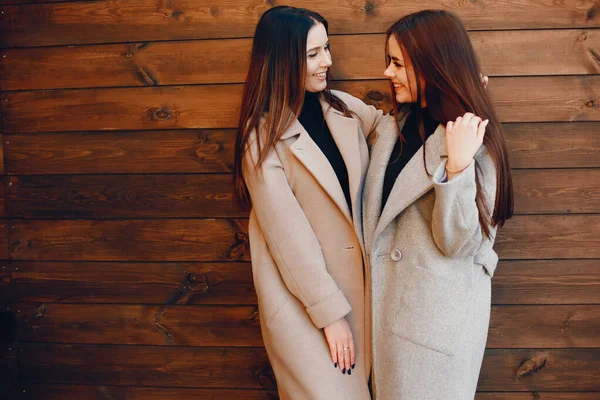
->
[308,53,317,58]
[394,62,403,68]
[325,44,330,51]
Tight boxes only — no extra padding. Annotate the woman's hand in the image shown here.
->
[323,317,355,375]
[445,112,488,179]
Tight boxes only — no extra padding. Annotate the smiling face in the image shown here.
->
[304,22,332,93]
[384,34,418,104]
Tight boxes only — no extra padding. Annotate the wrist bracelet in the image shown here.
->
[445,163,470,174]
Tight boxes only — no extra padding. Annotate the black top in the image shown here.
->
[298,91,352,212]
[381,106,439,211]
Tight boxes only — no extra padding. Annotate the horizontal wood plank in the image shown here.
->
[6,174,244,218]
[504,122,600,169]
[9,219,250,262]
[12,259,598,305]
[4,123,599,174]
[17,344,600,391]
[8,215,599,261]
[478,349,600,391]
[5,169,597,218]
[11,303,600,348]
[0,264,9,302]
[2,30,599,91]
[4,129,236,174]
[494,215,600,260]
[487,305,600,348]
[8,385,600,400]
[3,77,599,133]
[475,394,600,400]
[1,1,599,47]
[493,260,600,304]
[10,261,255,305]
[12,385,273,400]
[18,344,276,389]
[13,303,263,347]
[512,169,600,214]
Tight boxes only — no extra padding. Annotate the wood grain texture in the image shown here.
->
[504,122,600,169]
[5,169,597,218]
[6,174,244,218]
[493,260,600,305]
[16,344,600,391]
[2,30,599,90]
[10,261,256,305]
[512,169,600,214]
[12,303,600,348]
[478,349,600,391]
[0,264,9,302]
[4,123,599,174]
[4,130,236,174]
[6,216,599,261]
[9,219,250,262]
[475,395,600,400]
[494,215,600,260]
[12,385,273,400]
[18,344,276,390]
[9,259,598,305]
[1,0,599,47]
[3,77,600,133]
[8,386,600,400]
[486,305,600,348]
[13,303,264,347]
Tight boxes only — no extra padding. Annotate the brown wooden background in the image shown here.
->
[0,0,599,399]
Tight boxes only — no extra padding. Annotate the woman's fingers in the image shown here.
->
[446,120,454,135]
[478,119,489,143]
[336,342,345,373]
[327,336,337,368]
[343,341,351,374]
[349,337,356,373]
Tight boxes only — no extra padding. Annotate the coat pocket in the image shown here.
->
[390,265,473,356]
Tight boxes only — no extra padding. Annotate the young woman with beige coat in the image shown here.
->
[233,6,384,399]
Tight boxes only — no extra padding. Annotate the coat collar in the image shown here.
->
[280,96,364,229]
[363,109,447,251]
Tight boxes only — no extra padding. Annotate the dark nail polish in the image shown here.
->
[351,363,355,369]
[334,362,337,368]
[348,368,352,375]
[342,368,346,374]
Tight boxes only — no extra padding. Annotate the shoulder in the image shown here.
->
[330,89,368,111]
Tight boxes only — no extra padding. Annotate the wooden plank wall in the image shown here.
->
[0,0,599,398]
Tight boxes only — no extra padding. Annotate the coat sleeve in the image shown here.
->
[430,147,498,258]
[243,136,352,329]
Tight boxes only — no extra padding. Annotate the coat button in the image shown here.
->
[391,249,403,261]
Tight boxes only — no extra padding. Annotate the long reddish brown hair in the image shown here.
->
[386,9,513,236]
[234,6,355,207]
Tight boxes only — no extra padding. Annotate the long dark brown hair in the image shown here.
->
[386,9,513,236]
[234,6,355,207]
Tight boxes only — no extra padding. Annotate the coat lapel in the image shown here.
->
[362,116,399,252]
[286,119,354,226]
[369,119,447,249]
[321,99,368,250]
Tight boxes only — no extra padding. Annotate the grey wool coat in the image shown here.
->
[363,115,499,400]
[243,91,383,400]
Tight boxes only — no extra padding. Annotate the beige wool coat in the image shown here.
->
[243,91,383,399]
[363,115,499,400]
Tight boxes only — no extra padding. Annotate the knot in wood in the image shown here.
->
[515,355,547,381]
[366,90,384,102]
[149,107,172,121]
[200,283,209,292]
[577,32,588,43]
[585,100,599,108]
